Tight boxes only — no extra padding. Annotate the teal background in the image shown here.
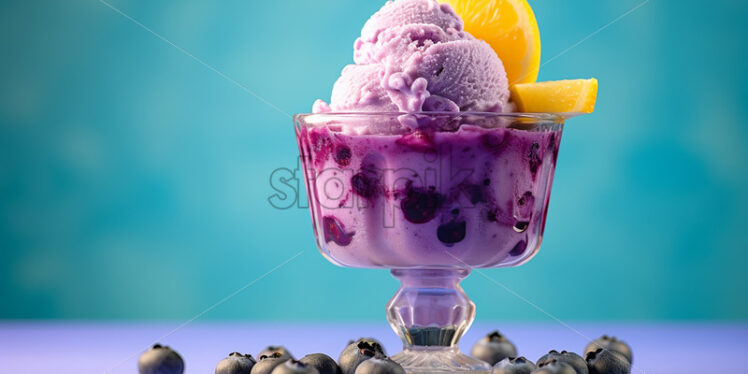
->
[1,0,746,321]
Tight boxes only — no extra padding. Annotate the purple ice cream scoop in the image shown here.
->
[313,0,511,114]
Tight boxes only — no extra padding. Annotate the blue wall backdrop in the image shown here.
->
[1,0,746,321]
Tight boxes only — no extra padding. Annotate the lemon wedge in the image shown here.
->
[510,79,598,114]
[440,0,541,84]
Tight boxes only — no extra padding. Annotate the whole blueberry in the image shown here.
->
[338,338,386,374]
[350,155,383,199]
[299,353,341,374]
[536,350,587,374]
[351,172,379,199]
[530,360,575,374]
[471,331,517,365]
[436,219,466,244]
[258,346,294,361]
[216,352,256,374]
[271,359,320,374]
[493,356,536,374]
[585,349,630,374]
[251,353,290,374]
[353,356,405,374]
[401,186,443,223]
[584,336,632,364]
[138,343,184,374]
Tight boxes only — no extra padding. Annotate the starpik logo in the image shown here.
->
[267,145,481,228]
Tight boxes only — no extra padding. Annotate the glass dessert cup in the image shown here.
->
[294,112,564,373]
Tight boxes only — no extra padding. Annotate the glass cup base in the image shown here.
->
[391,347,491,374]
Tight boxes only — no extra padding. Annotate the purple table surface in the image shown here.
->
[1,321,746,374]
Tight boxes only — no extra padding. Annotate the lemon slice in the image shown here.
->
[509,78,597,113]
[510,79,598,114]
[440,0,541,84]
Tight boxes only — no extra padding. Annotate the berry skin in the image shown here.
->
[299,353,342,374]
[338,338,387,374]
[401,186,443,224]
[585,349,630,374]
[351,172,379,198]
[271,359,321,374]
[334,145,352,167]
[308,129,333,162]
[493,356,536,374]
[353,355,405,374]
[470,330,517,365]
[530,360,576,374]
[258,346,294,361]
[584,336,632,364]
[437,219,466,244]
[216,352,256,374]
[509,239,527,256]
[322,216,355,246]
[536,350,587,374]
[138,343,184,374]
[527,142,542,176]
[351,156,383,199]
[516,191,535,220]
[251,353,291,374]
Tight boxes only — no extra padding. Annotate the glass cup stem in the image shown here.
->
[387,268,490,373]
[387,268,474,348]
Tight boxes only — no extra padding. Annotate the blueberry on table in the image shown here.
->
[536,350,587,374]
[216,352,256,374]
[353,355,405,374]
[585,349,630,374]
[258,345,294,361]
[138,343,184,374]
[252,353,291,374]
[530,360,576,374]
[584,336,632,364]
[470,330,517,365]
[494,356,536,374]
[271,359,321,374]
[338,338,387,374]
[299,353,342,374]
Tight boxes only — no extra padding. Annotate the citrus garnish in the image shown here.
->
[509,79,598,114]
[440,0,541,84]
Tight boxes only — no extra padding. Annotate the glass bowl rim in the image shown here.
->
[294,111,567,123]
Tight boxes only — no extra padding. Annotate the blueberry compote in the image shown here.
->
[295,114,561,268]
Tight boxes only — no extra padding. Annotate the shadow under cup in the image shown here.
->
[294,112,564,270]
